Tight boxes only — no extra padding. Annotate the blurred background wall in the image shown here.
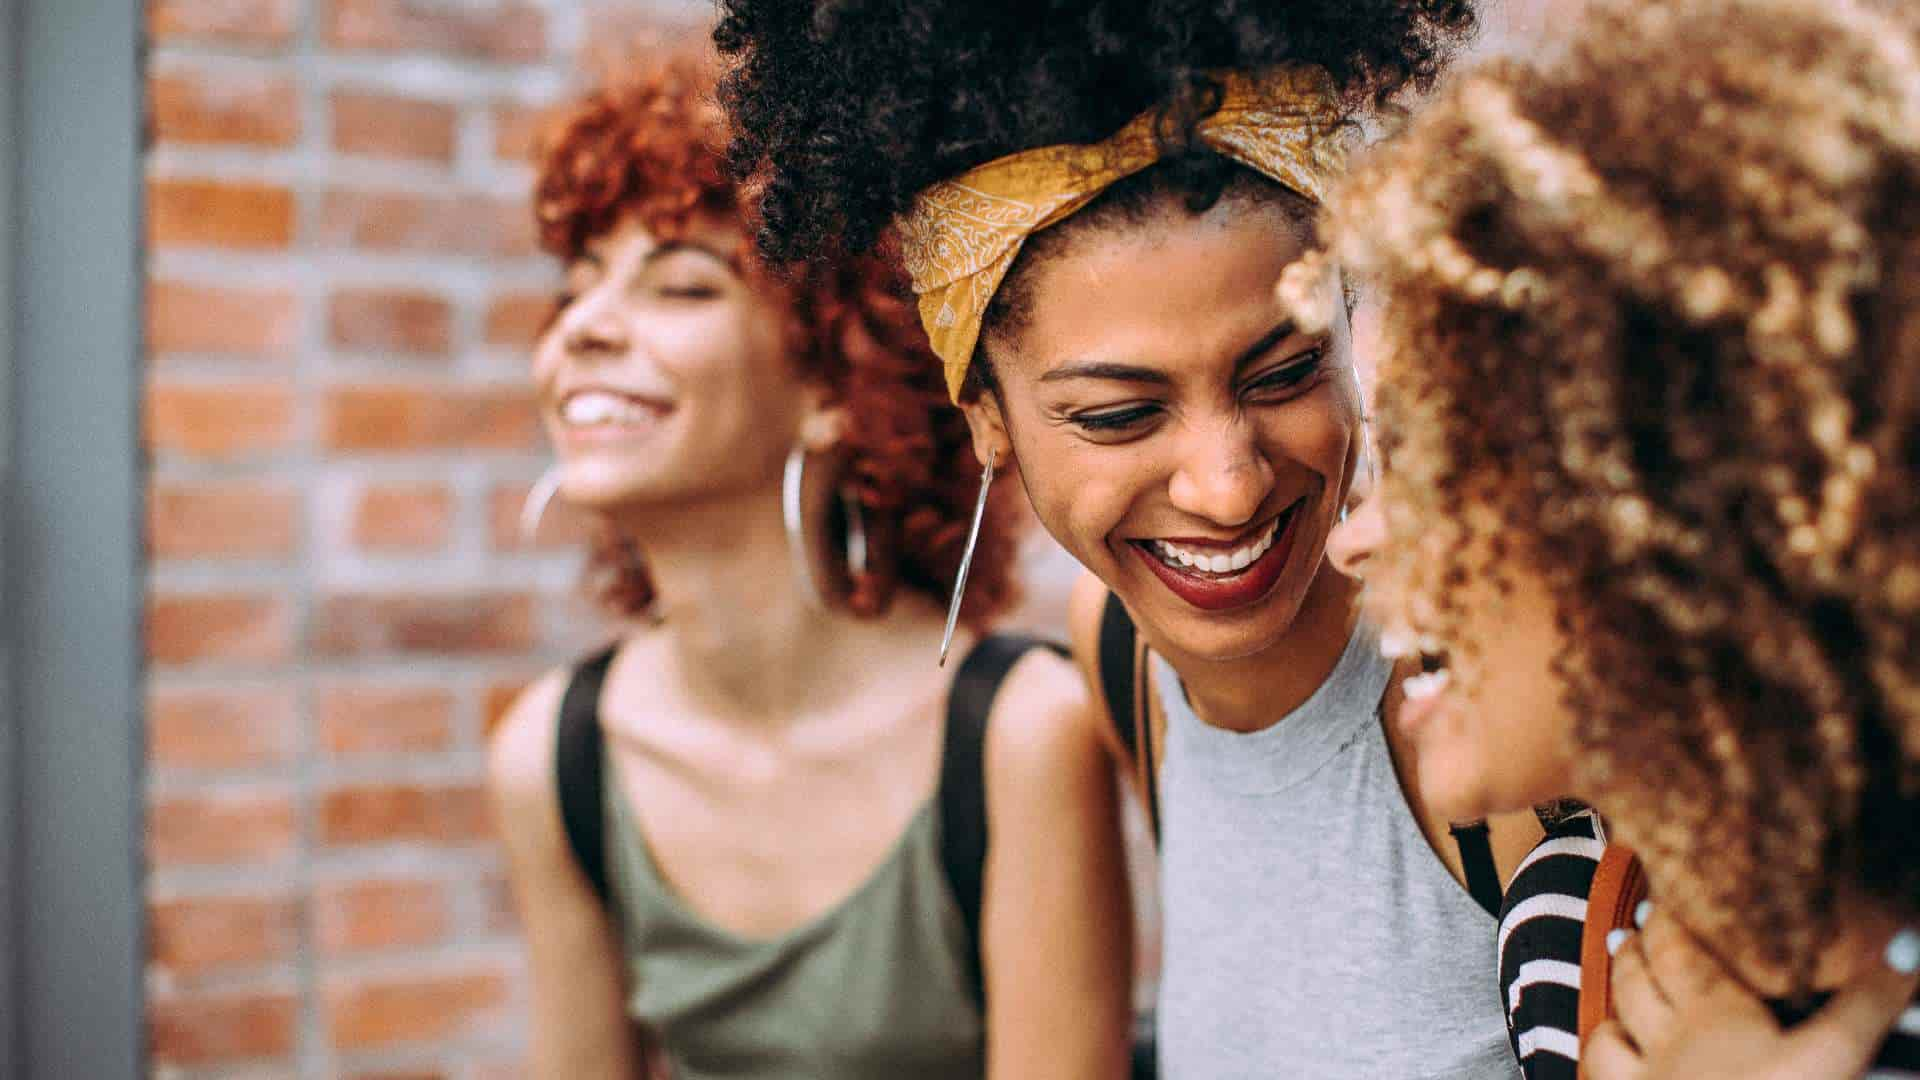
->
[138,1,1568,1076]
[142,2,704,1075]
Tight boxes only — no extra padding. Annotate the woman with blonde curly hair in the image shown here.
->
[1322,0,1920,1075]
[486,45,1133,1079]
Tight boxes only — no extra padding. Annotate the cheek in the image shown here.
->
[1006,428,1153,566]
[1253,387,1356,479]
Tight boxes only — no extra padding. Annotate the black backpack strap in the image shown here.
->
[1449,820,1504,917]
[555,645,620,908]
[1099,591,1140,765]
[1099,592,1160,844]
[939,633,1069,1013]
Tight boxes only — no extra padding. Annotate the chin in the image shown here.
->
[1130,578,1313,663]
[557,459,674,509]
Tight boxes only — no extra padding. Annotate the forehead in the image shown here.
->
[995,198,1314,378]
[584,211,742,263]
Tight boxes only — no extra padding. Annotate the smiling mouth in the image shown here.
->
[555,388,674,432]
[1127,498,1306,612]
[1382,627,1453,703]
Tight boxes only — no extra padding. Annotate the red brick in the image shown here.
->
[326,967,510,1050]
[479,868,518,933]
[150,988,298,1065]
[148,481,300,559]
[145,382,297,459]
[320,384,539,452]
[328,288,453,357]
[315,878,452,953]
[317,189,535,256]
[318,782,490,848]
[150,66,299,147]
[148,788,297,866]
[148,0,297,47]
[150,893,300,977]
[146,592,294,666]
[148,684,298,769]
[482,290,554,348]
[148,280,299,359]
[582,6,700,62]
[480,678,530,738]
[488,482,593,552]
[149,178,295,250]
[350,483,454,552]
[313,591,536,656]
[325,0,547,62]
[490,101,549,162]
[331,89,457,164]
[317,683,455,755]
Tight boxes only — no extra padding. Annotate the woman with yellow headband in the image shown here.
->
[716,1,1540,1074]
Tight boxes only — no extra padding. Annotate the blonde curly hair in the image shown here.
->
[1322,0,1920,987]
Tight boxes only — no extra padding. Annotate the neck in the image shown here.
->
[1164,567,1364,733]
[608,488,859,719]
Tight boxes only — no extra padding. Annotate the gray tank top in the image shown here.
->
[603,766,984,1079]
[1153,620,1522,1079]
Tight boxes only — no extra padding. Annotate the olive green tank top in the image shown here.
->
[602,774,985,1079]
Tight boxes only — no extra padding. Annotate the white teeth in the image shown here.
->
[1403,669,1452,701]
[1153,519,1279,577]
[1380,627,1417,660]
[562,391,653,426]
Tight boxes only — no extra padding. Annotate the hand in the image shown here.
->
[1584,907,1919,1080]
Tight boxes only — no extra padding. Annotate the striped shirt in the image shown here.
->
[1497,811,1920,1078]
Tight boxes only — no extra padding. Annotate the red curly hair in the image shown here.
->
[532,44,1021,627]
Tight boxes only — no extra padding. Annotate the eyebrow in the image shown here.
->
[1036,317,1301,386]
[640,240,735,269]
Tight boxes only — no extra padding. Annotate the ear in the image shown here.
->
[957,392,1014,473]
[797,390,849,454]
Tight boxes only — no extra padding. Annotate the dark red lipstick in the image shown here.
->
[1129,499,1304,612]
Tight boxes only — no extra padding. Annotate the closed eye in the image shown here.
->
[1243,348,1326,398]
[1069,403,1162,435]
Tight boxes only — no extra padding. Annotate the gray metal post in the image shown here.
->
[6,0,146,1075]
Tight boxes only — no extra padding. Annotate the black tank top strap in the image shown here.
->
[555,644,621,909]
[938,632,1068,1013]
[1449,820,1504,918]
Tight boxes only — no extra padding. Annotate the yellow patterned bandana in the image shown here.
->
[897,67,1346,401]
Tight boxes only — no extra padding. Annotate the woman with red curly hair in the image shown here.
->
[487,46,1133,1080]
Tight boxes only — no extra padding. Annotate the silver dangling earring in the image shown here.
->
[783,443,826,610]
[939,447,995,667]
[520,464,565,545]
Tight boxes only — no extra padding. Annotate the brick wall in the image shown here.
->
[143,2,699,1076]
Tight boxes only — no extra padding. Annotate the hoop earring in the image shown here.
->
[519,465,565,545]
[939,447,995,667]
[841,489,869,578]
[783,443,826,610]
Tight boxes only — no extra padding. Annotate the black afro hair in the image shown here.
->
[714,0,1477,264]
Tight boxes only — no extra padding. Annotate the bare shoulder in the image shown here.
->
[1065,570,1113,688]
[1065,570,1131,762]
[486,666,571,845]
[983,640,1107,787]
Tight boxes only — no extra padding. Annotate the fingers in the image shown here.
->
[1782,941,1920,1075]
[1609,926,1676,1051]
[1582,1019,1645,1080]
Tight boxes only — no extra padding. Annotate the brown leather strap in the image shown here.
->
[1578,844,1649,1069]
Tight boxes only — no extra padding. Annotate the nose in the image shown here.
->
[560,292,630,361]
[1167,418,1273,529]
[1327,489,1385,578]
